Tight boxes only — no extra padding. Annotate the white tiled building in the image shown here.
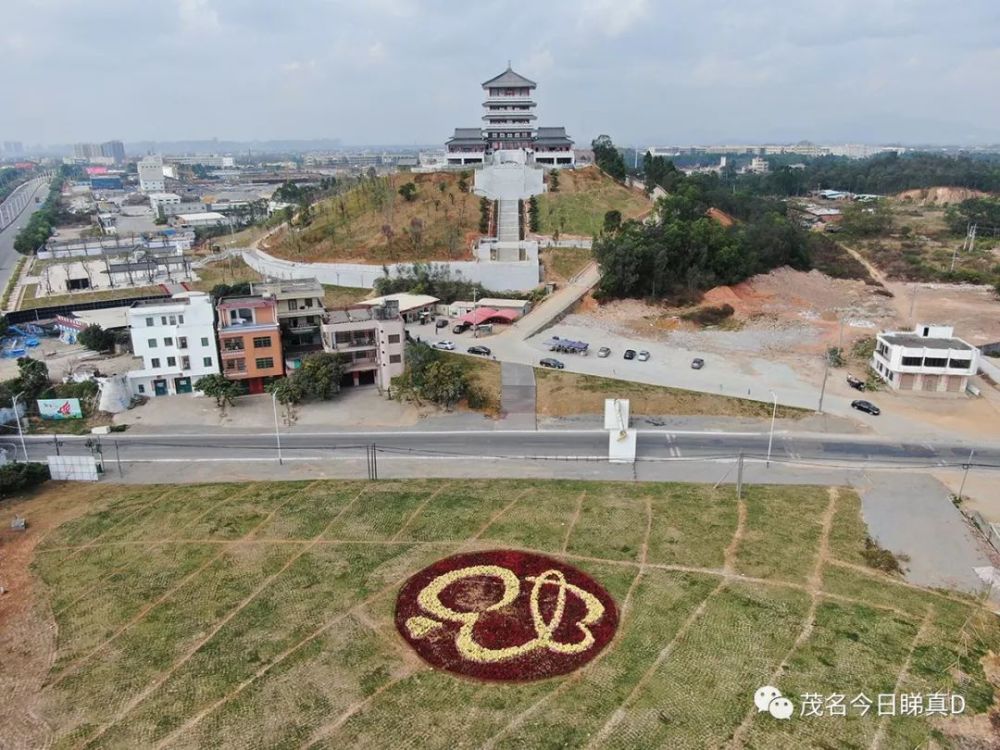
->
[137,155,166,193]
[126,292,220,396]
[871,324,979,394]
[321,302,406,391]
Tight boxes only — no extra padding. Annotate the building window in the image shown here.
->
[389,354,401,364]
[151,358,161,368]
[335,331,352,345]
[201,337,209,346]
[924,356,947,368]
[145,317,154,327]
[901,356,922,366]
[304,298,314,308]
[181,356,190,369]
[169,315,177,325]
[252,336,272,348]
[161,316,168,325]
[228,308,254,324]
[388,334,401,344]
[223,339,245,352]
[164,337,173,346]
[178,314,184,324]
[255,357,274,370]
[949,358,971,369]
[138,384,145,394]
[203,357,213,367]
[225,358,246,372]
[288,299,299,311]
[167,356,176,367]
[178,337,188,349]
[148,338,157,348]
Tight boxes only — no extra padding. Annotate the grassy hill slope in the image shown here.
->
[266,172,482,264]
[537,166,651,236]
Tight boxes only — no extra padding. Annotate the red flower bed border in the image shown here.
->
[395,549,619,682]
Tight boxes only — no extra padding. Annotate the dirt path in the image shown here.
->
[871,607,935,750]
[839,242,889,288]
[0,484,105,750]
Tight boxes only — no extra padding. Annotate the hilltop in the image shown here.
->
[536,166,651,236]
[265,171,483,264]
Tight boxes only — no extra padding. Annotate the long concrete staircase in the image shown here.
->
[497,199,520,242]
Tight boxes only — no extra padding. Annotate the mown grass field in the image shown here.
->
[537,167,651,236]
[16,479,999,749]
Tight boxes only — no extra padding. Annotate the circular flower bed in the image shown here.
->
[395,549,619,681]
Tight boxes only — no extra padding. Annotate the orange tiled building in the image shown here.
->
[216,296,284,394]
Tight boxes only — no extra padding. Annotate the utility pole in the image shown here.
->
[271,390,283,465]
[766,391,777,467]
[12,391,27,461]
[908,285,918,328]
[958,449,975,504]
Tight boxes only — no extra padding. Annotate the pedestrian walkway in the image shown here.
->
[500,361,536,430]
[497,199,520,242]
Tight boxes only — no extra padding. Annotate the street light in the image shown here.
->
[271,391,283,466]
[766,390,777,467]
[11,391,27,461]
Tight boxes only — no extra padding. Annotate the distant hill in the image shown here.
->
[265,171,482,264]
[895,186,993,205]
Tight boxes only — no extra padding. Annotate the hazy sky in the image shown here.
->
[3,0,999,147]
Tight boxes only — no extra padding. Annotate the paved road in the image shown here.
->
[0,178,49,295]
[500,361,536,429]
[8,428,999,468]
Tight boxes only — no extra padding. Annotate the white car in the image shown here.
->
[637,350,651,362]
[433,340,455,351]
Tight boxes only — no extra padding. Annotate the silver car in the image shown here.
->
[637,350,650,362]
[597,346,611,358]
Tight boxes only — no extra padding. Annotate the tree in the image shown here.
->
[591,135,627,182]
[0,314,7,338]
[295,352,346,401]
[457,171,470,193]
[77,324,116,352]
[603,210,622,233]
[549,171,560,193]
[195,374,240,412]
[17,357,51,402]
[398,182,418,202]
[840,200,893,237]
[266,378,303,425]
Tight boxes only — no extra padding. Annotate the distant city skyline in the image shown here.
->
[3,1,999,147]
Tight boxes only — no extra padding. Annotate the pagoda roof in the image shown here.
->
[446,128,486,147]
[482,65,536,89]
[534,126,574,147]
[482,112,537,120]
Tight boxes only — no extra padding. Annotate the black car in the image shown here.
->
[691,358,705,370]
[539,358,565,369]
[846,374,865,391]
[452,323,470,334]
[623,349,636,360]
[436,319,449,329]
[468,345,491,356]
[851,399,881,416]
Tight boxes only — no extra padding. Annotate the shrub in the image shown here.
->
[0,462,50,500]
[680,304,735,327]
[826,347,845,367]
[851,336,876,361]
[861,535,905,575]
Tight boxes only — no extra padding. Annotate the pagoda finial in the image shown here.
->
[507,59,511,69]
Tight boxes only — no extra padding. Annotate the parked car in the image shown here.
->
[851,399,881,416]
[846,374,865,391]
[435,319,449,329]
[691,357,705,370]
[637,350,650,362]
[467,345,491,356]
[539,357,565,369]
[452,323,470,334]
[623,349,636,360]
[433,340,455,351]
[597,346,611,358]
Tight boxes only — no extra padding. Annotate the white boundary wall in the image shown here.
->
[240,249,541,292]
[48,454,99,481]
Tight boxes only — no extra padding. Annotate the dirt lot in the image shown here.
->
[570,266,1000,379]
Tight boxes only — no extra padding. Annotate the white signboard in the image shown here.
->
[37,398,83,420]
[48,455,99,481]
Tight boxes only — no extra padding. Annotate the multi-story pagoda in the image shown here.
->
[446,64,575,167]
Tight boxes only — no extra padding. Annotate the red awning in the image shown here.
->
[458,307,519,325]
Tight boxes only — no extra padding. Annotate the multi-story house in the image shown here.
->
[321,301,405,390]
[126,292,220,396]
[251,278,325,355]
[871,324,979,394]
[216,295,284,394]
